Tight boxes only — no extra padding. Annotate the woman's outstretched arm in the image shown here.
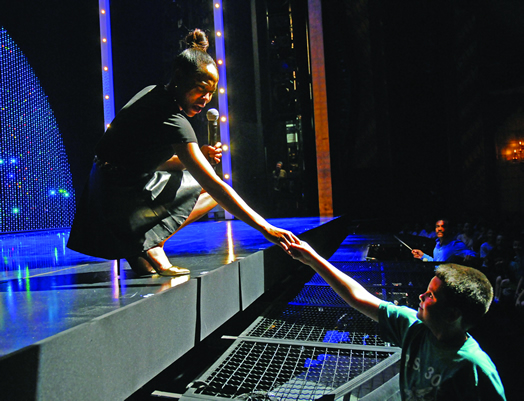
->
[157,142,222,171]
[174,142,299,250]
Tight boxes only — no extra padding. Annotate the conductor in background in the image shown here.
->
[412,220,476,263]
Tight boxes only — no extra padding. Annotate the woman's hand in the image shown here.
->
[287,241,318,265]
[201,142,222,166]
[262,225,300,252]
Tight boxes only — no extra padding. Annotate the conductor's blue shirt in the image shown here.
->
[422,239,476,262]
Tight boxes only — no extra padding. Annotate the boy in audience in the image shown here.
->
[288,241,506,400]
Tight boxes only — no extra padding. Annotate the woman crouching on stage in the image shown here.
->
[67,29,299,276]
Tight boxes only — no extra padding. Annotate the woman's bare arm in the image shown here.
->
[156,143,222,171]
[174,142,299,249]
[156,155,185,171]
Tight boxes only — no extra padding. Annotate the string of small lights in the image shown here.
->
[212,1,233,219]
[98,0,115,129]
[0,27,75,232]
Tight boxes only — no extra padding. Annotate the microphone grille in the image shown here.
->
[206,108,219,121]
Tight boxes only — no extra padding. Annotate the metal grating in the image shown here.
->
[328,261,438,271]
[245,304,386,346]
[189,340,398,400]
[290,286,389,308]
[307,261,437,287]
[179,243,429,400]
[291,284,425,309]
[296,261,437,309]
[306,270,385,286]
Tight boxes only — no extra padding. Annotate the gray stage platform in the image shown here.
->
[0,216,351,401]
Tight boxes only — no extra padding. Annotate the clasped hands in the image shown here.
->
[201,142,223,166]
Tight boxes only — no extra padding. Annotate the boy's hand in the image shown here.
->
[262,225,299,252]
[287,241,318,265]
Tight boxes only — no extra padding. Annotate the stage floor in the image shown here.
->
[0,217,343,358]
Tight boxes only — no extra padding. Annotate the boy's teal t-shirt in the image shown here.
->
[378,302,506,400]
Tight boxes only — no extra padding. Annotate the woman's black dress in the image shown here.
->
[67,85,202,259]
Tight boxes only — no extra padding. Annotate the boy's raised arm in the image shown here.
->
[288,241,383,322]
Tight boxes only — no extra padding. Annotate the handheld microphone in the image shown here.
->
[206,108,220,168]
[207,108,219,145]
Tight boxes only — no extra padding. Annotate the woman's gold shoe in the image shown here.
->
[152,265,190,277]
[126,247,191,277]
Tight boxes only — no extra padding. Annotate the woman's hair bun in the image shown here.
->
[185,29,209,52]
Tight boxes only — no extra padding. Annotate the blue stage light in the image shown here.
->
[213,0,233,220]
[98,1,115,129]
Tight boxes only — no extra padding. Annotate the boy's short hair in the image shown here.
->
[435,264,493,329]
